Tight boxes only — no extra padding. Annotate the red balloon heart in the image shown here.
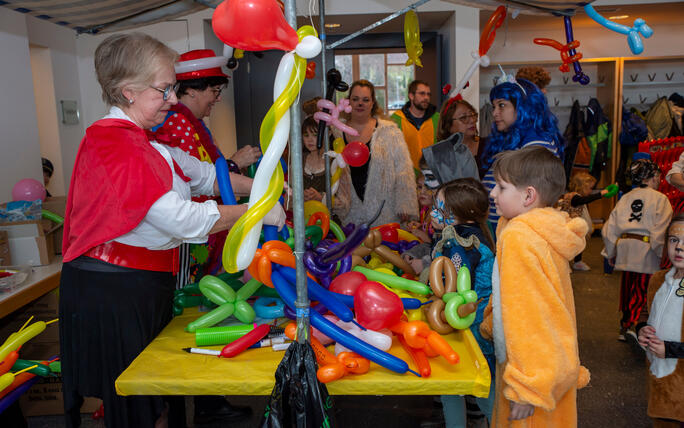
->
[342,142,370,167]
[212,0,299,52]
[330,271,366,296]
[354,281,403,331]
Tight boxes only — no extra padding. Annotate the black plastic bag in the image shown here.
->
[261,341,333,428]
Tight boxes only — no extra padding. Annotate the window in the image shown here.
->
[334,50,415,115]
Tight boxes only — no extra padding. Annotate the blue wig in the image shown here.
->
[481,78,563,168]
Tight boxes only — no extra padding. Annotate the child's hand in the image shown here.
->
[638,325,655,348]
[608,257,616,267]
[647,336,666,358]
[508,401,535,420]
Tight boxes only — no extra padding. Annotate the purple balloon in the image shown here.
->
[341,223,356,236]
[338,255,352,274]
[564,16,590,86]
[304,250,336,277]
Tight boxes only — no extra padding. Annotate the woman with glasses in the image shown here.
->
[155,49,260,288]
[436,97,481,160]
[59,34,285,428]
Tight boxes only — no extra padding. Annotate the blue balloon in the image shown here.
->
[584,4,652,55]
[215,157,237,205]
[278,266,354,322]
[271,270,412,375]
[253,297,285,319]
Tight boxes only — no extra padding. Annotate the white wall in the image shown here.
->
[0,10,42,202]
[29,44,65,197]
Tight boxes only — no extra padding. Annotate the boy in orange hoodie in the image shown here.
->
[482,146,590,427]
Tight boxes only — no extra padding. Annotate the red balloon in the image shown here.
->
[330,271,366,296]
[479,6,506,57]
[379,226,399,244]
[212,0,299,52]
[306,62,316,79]
[354,281,403,331]
[341,142,370,167]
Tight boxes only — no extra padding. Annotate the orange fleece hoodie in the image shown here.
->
[481,207,591,427]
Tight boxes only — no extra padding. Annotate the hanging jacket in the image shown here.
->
[645,97,674,140]
[616,108,649,191]
[584,98,612,182]
[479,102,493,139]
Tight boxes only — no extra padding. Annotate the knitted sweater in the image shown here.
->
[333,119,418,227]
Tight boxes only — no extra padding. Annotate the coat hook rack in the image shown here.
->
[554,97,560,106]
[571,96,577,103]
[598,75,606,83]
[563,76,569,85]
[666,72,674,81]
[648,73,657,82]
[630,73,639,82]
[623,96,630,104]
[639,94,648,104]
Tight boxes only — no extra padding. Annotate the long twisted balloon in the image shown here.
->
[223,26,320,272]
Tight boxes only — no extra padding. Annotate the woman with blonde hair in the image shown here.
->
[59,33,284,427]
[332,79,418,227]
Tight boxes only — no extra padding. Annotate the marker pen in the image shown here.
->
[248,337,287,349]
[182,347,220,356]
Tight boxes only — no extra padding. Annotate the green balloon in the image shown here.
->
[456,266,471,293]
[41,209,64,225]
[462,289,478,304]
[604,183,619,198]
[199,275,236,305]
[329,220,346,242]
[234,300,256,324]
[236,278,262,301]
[185,302,235,332]
[444,295,475,330]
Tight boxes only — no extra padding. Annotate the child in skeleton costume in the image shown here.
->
[602,159,673,341]
[636,214,684,428]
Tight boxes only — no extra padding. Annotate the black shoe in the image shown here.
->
[194,400,252,425]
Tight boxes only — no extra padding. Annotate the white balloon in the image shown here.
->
[174,56,228,74]
[234,53,296,270]
[222,44,234,58]
[295,35,322,59]
[333,320,393,355]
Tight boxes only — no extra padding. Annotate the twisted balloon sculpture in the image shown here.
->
[221,26,322,272]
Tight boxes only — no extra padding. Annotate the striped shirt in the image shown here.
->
[482,140,560,228]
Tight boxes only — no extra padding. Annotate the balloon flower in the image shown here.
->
[448,5,506,98]
[404,10,423,67]
[213,0,322,272]
[584,4,652,55]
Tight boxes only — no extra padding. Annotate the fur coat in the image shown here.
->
[643,270,684,422]
[333,119,418,227]
[481,208,590,427]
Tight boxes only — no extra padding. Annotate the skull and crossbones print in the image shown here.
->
[629,199,643,222]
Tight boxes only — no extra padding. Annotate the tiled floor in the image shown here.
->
[18,236,650,427]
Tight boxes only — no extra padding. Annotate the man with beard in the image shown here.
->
[391,80,440,168]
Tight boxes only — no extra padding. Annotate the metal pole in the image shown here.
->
[320,0,333,212]
[284,0,310,343]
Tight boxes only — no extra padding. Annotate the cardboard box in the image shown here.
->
[0,289,59,346]
[0,230,10,266]
[42,196,66,255]
[19,376,102,416]
[0,221,54,266]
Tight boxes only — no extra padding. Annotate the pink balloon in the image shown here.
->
[12,178,46,202]
[314,99,359,136]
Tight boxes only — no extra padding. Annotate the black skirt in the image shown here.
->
[59,260,175,427]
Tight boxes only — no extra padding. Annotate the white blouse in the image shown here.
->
[104,107,220,250]
[647,268,684,378]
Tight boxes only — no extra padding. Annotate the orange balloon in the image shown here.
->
[317,362,347,383]
[307,211,330,238]
[338,352,370,374]
[398,335,431,378]
[258,256,273,288]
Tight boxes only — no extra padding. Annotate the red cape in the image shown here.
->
[62,119,172,262]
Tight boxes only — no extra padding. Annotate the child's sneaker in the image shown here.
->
[572,261,591,271]
[618,328,627,342]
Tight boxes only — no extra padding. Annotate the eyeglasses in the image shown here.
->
[209,85,226,98]
[452,113,478,124]
[150,82,181,101]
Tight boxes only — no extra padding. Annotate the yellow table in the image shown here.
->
[116,308,491,397]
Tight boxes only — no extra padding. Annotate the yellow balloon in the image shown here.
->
[234,49,245,59]
[404,10,423,68]
[304,200,330,221]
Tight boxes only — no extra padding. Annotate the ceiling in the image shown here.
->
[296,11,454,35]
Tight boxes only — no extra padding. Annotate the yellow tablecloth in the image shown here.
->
[116,308,491,397]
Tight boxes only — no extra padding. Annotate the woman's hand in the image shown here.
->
[263,203,286,230]
[638,325,656,348]
[304,188,323,202]
[230,146,262,169]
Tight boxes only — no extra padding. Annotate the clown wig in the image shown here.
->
[481,78,563,168]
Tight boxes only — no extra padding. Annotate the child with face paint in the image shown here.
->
[429,178,496,427]
[635,215,684,427]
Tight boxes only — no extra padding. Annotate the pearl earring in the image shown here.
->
[128,98,134,104]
